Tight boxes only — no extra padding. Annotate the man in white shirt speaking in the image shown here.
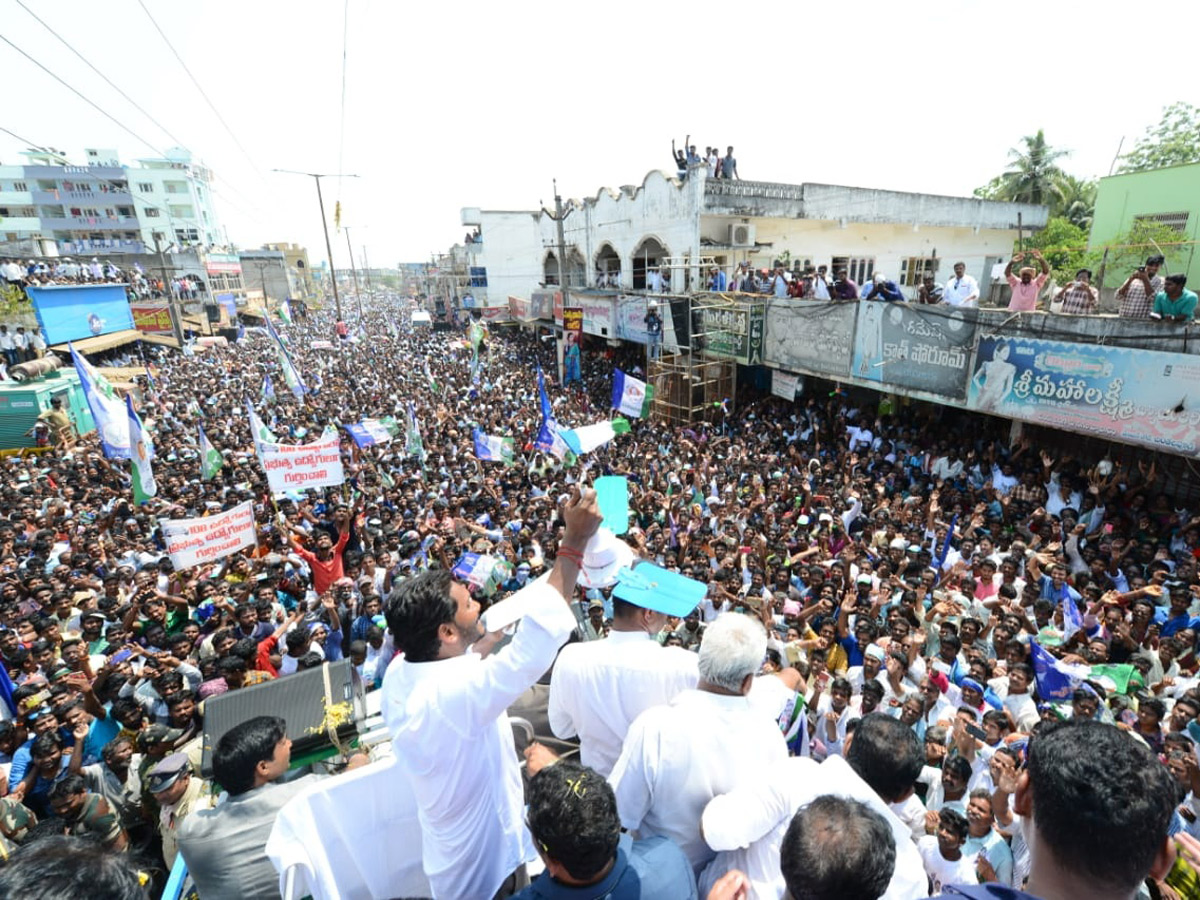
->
[382,488,602,900]
[548,556,706,778]
[943,262,980,308]
[610,613,788,877]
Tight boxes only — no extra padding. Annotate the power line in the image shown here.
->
[0,32,169,161]
[135,0,268,184]
[12,0,190,151]
[336,0,351,210]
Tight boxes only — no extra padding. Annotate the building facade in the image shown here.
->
[1090,162,1200,289]
[0,146,224,259]
[451,165,1047,308]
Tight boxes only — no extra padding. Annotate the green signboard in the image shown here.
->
[701,302,765,365]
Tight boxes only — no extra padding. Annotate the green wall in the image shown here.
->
[1090,162,1200,287]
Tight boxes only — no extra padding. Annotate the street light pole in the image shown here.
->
[272,169,359,322]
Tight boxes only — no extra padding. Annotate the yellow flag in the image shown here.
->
[334,201,342,230]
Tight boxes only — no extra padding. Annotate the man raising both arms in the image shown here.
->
[383,487,602,899]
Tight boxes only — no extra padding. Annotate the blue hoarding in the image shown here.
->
[27,284,135,345]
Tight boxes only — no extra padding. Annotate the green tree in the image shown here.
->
[1051,174,1096,230]
[972,176,1007,201]
[1000,129,1069,205]
[1020,217,1087,283]
[1082,219,1191,289]
[1117,102,1200,174]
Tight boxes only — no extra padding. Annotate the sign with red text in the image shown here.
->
[260,429,345,493]
[162,501,257,569]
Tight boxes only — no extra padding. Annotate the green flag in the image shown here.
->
[126,396,157,505]
[199,424,223,481]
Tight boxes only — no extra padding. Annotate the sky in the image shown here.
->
[3,0,1200,269]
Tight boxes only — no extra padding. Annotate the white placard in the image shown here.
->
[260,429,345,493]
[162,501,257,569]
[771,369,802,400]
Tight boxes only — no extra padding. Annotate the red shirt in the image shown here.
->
[292,530,349,594]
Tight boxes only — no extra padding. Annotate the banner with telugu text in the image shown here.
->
[260,429,345,493]
[162,500,257,569]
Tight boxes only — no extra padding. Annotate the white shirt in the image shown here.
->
[549,630,698,777]
[382,580,576,899]
[611,688,787,875]
[700,755,929,900]
[917,835,978,895]
[0,332,12,350]
[943,274,980,307]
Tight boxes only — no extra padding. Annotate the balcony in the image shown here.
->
[38,215,140,231]
[57,238,147,255]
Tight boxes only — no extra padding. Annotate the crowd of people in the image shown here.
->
[0,296,1194,900]
[0,256,205,303]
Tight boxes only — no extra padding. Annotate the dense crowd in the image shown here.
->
[0,297,1195,900]
[1,256,205,302]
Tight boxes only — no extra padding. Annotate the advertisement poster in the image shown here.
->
[509,295,531,321]
[162,501,257,569]
[851,304,977,400]
[259,429,345,493]
[530,290,558,321]
[700,303,765,365]
[580,296,615,337]
[968,336,1200,455]
[764,300,857,379]
[130,302,174,334]
[562,307,583,384]
[28,284,135,344]
[771,370,802,400]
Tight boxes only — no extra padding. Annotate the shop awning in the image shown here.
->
[138,332,181,349]
[50,328,145,354]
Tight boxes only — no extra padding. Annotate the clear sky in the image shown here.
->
[3,0,1198,268]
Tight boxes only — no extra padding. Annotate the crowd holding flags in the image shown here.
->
[265,315,306,399]
[198,424,224,480]
[406,402,425,461]
[612,369,654,419]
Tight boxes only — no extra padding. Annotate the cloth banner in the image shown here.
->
[162,500,257,569]
[344,420,394,448]
[771,370,801,400]
[260,430,345,493]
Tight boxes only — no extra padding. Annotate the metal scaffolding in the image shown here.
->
[646,291,740,427]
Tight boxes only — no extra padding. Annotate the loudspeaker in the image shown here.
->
[200,660,366,777]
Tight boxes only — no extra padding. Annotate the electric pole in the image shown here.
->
[344,226,364,319]
[272,169,359,322]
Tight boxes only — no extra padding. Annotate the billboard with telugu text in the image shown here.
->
[968,335,1200,455]
[764,300,857,379]
[851,303,977,400]
[130,302,174,334]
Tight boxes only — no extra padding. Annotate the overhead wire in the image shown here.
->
[335,0,351,218]
[134,0,270,186]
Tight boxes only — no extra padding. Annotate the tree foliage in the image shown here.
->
[1082,219,1191,287]
[1019,217,1087,283]
[1118,102,1200,174]
[998,130,1068,206]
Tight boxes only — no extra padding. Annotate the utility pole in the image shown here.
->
[546,179,572,309]
[154,236,185,347]
[362,244,374,295]
[343,226,364,319]
[272,169,359,322]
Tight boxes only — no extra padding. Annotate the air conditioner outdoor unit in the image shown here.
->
[728,223,755,247]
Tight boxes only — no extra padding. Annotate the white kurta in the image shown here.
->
[382,581,576,900]
[549,630,699,777]
[700,755,929,900]
[611,688,788,875]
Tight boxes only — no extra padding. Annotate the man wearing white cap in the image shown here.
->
[548,545,702,778]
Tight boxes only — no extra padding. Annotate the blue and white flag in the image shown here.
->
[262,374,276,403]
[934,514,958,570]
[473,427,514,464]
[612,369,654,418]
[345,419,394,448]
[1030,641,1089,702]
[537,364,553,423]
[126,395,157,504]
[1062,593,1084,643]
[71,342,129,459]
[246,399,279,456]
[452,552,499,589]
[558,418,632,456]
[265,316,306,398]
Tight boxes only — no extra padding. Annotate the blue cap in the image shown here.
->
[611,562,706,617]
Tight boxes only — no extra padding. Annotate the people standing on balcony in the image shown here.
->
[1054,268,1099,315]
[1153,274,1198,322]
[943,262,980,308]
[918,274,945,304]
[0,325,16,368]
[811,264,832,299]
[709,266,727,292]
[12,327,28,362]
[720,146,739,180]
[706,147,719,178]
[770,266,790,298]
[1004,250,1049,312]
[864,273,906,302]
[1117,255,1165,318]
[832,268,859,299]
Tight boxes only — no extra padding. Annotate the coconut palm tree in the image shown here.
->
[999,130,1068,206]
[1052,174,1097,230]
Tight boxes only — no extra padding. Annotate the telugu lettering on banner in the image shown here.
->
[764,300,857,378]
[700,303,765,365]
[771,369,802,400]
[130,303,174,334]
[968,336,1200,455]
[851,304,977,400]
[162,501,257,570]
[260,429,346,493]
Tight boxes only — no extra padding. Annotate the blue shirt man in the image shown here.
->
[514,834,697,900]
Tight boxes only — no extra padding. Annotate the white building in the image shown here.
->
[454,165,1047,304]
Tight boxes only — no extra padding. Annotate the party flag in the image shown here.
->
[473,427,514,464]
[71,343,129,459]
[199,424,223,481]
[126,395,157,504]
[612,369,654,418]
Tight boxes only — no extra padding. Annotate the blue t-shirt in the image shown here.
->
[513,834,697,900]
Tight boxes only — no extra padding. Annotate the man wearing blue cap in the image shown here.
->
[610,613,788,876]
[548,560,706,778]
